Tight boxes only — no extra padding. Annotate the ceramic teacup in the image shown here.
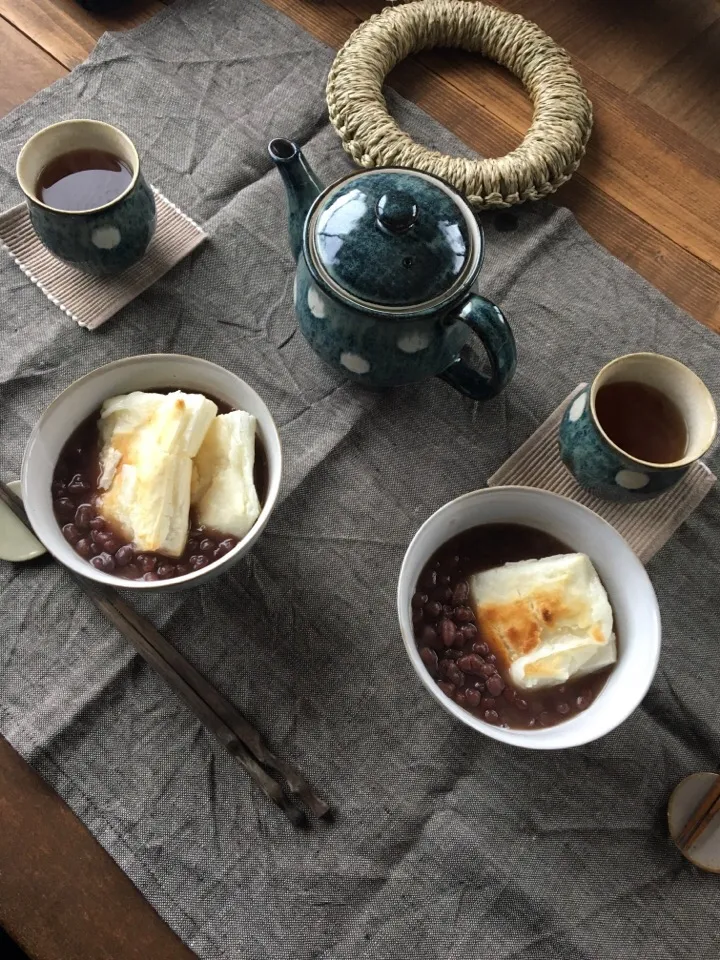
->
[397,487,661,750]
[559,353,717,502]
[16,119,156,275]
[20,355,282,592]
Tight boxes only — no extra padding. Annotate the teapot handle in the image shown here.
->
[438,295,517,401]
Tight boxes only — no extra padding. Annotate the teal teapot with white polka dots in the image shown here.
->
[269,138,516,400]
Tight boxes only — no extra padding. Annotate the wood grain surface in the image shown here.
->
[0,1,718,959]
[0,0,162,68]
[0,735,197,960]
[0,17,66,116]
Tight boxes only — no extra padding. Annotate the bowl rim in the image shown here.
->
[397,486,662,749]
[21,353,282,589]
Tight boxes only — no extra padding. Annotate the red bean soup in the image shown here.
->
[412,524,616,730]
[52,393,268,582]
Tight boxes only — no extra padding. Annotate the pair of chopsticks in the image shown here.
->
[676,777,720,853]
[0,480,330,828]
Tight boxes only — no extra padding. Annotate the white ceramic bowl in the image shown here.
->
[397,487,661,749]
[21,354,282,591]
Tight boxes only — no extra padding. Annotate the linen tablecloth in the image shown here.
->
[1,2,719,957]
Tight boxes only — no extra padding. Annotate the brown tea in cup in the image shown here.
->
[36,148,133,211]
[594,380,687,464]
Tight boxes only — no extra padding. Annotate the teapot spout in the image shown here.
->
[268,138,322,262]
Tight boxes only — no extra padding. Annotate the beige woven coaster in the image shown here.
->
[0,188,206,330]
[488,385,717,563]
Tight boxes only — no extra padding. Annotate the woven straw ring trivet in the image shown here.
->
[326,0,593,208]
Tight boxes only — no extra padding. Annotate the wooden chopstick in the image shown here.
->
[676,777,720,852]
[100,589,330,820]
[0,480,330,827]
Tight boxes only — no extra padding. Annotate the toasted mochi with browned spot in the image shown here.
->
[469,553,616,690]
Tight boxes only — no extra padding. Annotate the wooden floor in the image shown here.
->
[0,1,718,959]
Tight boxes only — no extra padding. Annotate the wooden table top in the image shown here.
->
[0,1,718,957]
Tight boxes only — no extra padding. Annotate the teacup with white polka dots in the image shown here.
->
[559,353,716,502]
[16,119,155,276]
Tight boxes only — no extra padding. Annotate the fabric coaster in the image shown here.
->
[0,187,206,329]
[488,385,716,563]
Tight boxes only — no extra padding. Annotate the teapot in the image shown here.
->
[269,138,516,400]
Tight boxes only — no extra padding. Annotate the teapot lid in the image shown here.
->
[305,169,482,315]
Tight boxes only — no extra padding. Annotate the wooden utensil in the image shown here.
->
[0,479,331,828]
[675,776,720,852]
[668,772,720,872]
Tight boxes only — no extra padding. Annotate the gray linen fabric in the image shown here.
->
[1,2,719,957]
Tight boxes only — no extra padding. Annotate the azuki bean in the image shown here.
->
[68,474,89,494]
[62,523,81,545]
[440,619,456,647]
[445,663,463,687]
[75,538,92,558]
[425,601,442,620]
[90,552,115,573]
[115,545,134,567]
[453,606,474,624]
[486,675,505,698]
[74,504,94,531]
[420,648,439,674]
[457,654,485,676]
[216,538,236,556]
[55,498,76,521]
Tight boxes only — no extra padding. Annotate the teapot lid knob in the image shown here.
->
[375,190,418,234]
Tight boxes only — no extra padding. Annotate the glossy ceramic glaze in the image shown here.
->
[559,353,717,502]
[0,480,47,563]
[16,120,156,276]
[309,170,477,310]
[269,139,516,400]
[21,355,282,592]
[397,487,661,750]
